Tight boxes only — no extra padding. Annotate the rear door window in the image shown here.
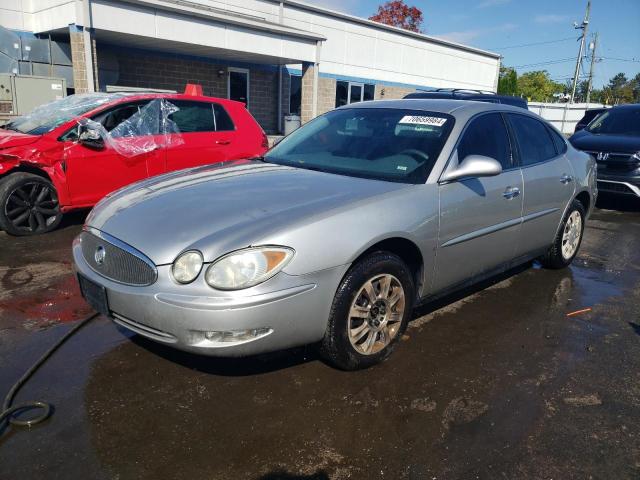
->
[457,112,512,169]
[507,114,557,166]
[168,101,215,133]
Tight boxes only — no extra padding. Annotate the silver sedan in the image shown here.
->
[74,100,597,370]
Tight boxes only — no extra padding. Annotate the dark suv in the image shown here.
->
[574,107,607,133]
[569,104,640,198]
[404,89,528,109]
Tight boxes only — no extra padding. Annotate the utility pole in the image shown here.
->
[570,0,590,103]
[586,32,598,104]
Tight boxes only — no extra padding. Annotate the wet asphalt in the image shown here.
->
[1,196,639,480]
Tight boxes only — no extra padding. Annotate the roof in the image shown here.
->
[282,0,501,59]
[344,98,527,116]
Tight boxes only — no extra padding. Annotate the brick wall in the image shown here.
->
[110,49,280,133]
[300,62,316,124]
[317,77,336,116]
[375,84,416,100]
[70,28,99,93]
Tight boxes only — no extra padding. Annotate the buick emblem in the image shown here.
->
[596,152,610,161]
[95,246,106,265]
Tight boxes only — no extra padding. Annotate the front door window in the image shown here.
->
[228,68,249,107]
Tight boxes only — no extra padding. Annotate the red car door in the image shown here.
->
[164,100,238,171]
[64,101,164,206]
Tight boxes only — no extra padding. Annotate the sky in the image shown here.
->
[310,0,640,88]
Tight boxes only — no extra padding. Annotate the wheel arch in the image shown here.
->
[350,236,425,299]
[0,164,52,183]
[574,189,591,213]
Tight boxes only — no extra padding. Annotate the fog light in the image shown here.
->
[203,328,272,343]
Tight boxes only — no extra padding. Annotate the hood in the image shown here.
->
[88,161,409,265]
[0,129,40,150]
[569,130,640,154]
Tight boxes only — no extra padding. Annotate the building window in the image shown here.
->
[336,81,375,108]
[289,74,301,115]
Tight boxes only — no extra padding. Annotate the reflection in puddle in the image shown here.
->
[569,264,623,308]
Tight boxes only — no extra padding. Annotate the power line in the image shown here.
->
[513,58,576,69]
[600,56,640,63]
[488,36,579,50]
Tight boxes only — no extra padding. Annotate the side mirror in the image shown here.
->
[440,154,502,183]
[78,125,105,150]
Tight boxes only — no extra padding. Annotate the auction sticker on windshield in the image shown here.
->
[399,115,447,127]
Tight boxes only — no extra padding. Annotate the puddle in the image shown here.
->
[0,273,93,330]
[569,264,623,308]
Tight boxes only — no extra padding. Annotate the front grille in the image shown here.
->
[597,181,635,195]
[587,151,639,172]
[80,230,157,286]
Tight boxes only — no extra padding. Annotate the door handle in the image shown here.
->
[502,186,520,199]
[560,174,573,184]
[215,140,231,145]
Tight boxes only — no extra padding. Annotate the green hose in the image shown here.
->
[0,313,99,433]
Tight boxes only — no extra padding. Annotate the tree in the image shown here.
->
[369,0,423,33]
[516,70,564,102]
[601,72,634,104]
[498,66,518,96]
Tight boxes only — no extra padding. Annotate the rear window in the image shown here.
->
[508,114,557,166]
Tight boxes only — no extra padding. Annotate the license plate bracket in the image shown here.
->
[78,273,109,317]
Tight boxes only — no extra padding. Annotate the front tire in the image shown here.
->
[539,199,586,269]
[0,173,63,236]
[320,251,415,370]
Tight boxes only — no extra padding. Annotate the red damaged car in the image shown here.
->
[0,92,268,235]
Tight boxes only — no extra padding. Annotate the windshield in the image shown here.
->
[586,108,640,136]
[2,93,122,135]
[265,108,455,184]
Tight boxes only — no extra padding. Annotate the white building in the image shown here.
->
[0,0,501,133]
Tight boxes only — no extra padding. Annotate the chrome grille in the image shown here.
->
[587,151,639,173]
[80,229,157,286]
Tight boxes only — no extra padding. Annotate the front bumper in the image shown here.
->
[596,172,640,197]
[73,240,349,357]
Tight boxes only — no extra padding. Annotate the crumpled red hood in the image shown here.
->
[0,130,40,149]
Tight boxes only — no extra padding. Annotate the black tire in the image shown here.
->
[320,251,415,370]
[539,199,586,269]
[0,173,63,236]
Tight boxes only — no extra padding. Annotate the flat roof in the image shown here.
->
[283,0,501,60]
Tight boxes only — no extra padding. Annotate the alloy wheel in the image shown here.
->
[347,274,406,355]
[4,181,60,234]
[561,210,582,260]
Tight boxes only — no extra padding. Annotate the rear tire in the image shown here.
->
[320,251,415,370]
[539,199,585,269]
[0,173,63,236]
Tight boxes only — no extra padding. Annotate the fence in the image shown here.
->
[528,102,608,135]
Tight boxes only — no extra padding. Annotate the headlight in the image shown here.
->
[205,247,294,290]
[172,250,203,284]
[632,152,640,161]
